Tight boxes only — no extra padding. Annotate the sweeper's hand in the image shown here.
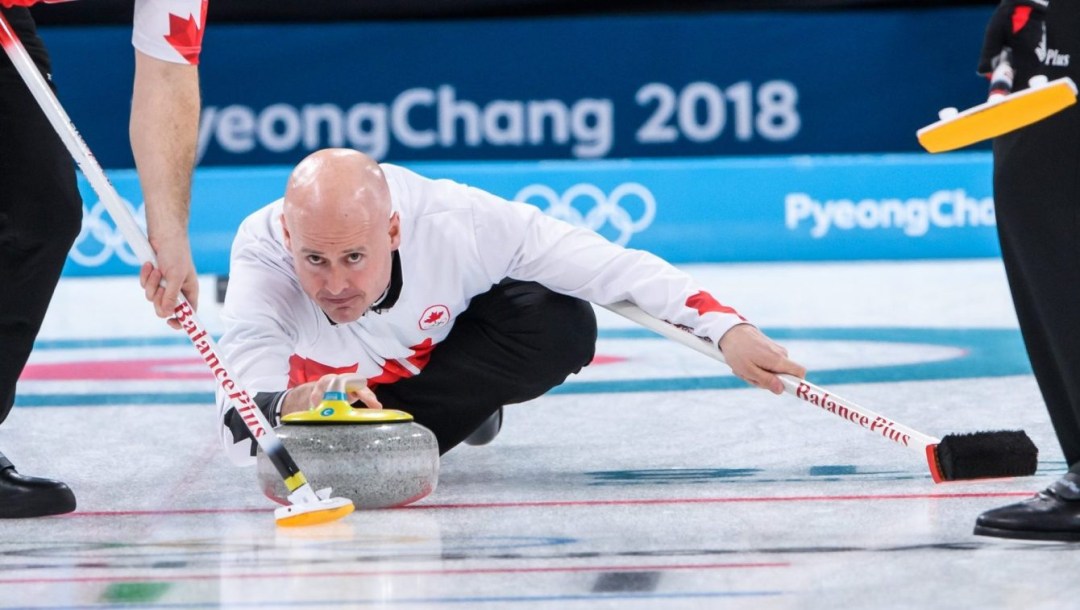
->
[719,324,806,395]
[139,232,199,331]
[153,232,199,322]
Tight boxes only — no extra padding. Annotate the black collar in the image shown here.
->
[370,250,402,313]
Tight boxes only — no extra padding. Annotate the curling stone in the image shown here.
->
[257,390,439,510]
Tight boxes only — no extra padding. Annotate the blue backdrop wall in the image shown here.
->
[39,7,1001,274]
[43,7,994,167]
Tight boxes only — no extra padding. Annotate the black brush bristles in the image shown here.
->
[935,430,1039,481]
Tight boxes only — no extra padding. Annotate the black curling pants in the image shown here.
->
[993,103,1080,468]
[0,8,83,424]
[374,280,597,454]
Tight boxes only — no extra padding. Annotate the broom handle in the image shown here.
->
[601,300,941,451]
[0,12,322,503]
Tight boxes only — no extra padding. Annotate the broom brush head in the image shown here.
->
[928,430,1038,483]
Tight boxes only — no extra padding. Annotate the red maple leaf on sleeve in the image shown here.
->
[685,291,746,322]
[164,0,208,65]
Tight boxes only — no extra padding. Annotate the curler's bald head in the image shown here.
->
[283,148,391,229]
[280,149,399,323]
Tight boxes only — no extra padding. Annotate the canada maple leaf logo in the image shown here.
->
[418,305,451,330]
[164,0,208,65]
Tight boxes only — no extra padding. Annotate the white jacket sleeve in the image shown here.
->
[215,222,307,466]
[459,181,749,347]
[133,0,207,65]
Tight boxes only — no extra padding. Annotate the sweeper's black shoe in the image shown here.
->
[974,471,1080,542]
[464,407,503,446]
[0,453,76,519]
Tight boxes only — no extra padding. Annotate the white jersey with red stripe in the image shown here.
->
[217,163,748,464]
[132,0,207,65]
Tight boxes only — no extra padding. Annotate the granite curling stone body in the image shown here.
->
[257,391,439,509]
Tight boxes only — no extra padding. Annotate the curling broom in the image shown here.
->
[0,11,353,527]
[603,300,1038,483]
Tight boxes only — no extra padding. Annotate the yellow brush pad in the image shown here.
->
[918,77,1077,153]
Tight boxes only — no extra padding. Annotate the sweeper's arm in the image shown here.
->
[130,0,207,325]
[132,49,201,327]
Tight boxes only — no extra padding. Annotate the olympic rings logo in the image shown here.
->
[69,198,145,268]
[513,183,656,246]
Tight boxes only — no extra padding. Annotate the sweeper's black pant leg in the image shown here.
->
[0,7,81,518]
[993,104,1080,468]
[0,7,83,423]
[374,280,597,454]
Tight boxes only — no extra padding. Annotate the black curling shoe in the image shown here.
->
[974,470,1080,542]
[464,407,503,446]
[0,453,76,518]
